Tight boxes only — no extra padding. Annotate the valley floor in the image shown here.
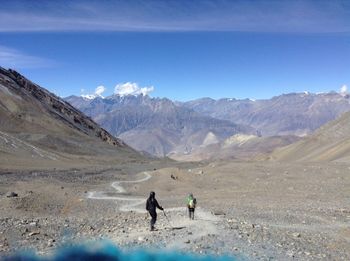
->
[0,161,349,260]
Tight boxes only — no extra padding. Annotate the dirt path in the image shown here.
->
[87,172,152,212]
[86,171,222,250]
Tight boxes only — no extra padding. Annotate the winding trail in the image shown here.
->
[87,171,222,249]
[87,172,152,212]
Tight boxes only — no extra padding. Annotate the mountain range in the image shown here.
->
[2,68,350,163]
[181,92,350,136]
[65,95,255,158]
[66,91,350,160]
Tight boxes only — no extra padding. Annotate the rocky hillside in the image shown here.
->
[270,111,350,162]
[0,68,141,168]
[181,93,350,136]
[66,95,255,157]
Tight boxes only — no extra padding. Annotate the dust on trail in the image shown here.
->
[87,171,222,249]
[163,207,220,249]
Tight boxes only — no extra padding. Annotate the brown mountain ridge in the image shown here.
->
[0,68,142,168]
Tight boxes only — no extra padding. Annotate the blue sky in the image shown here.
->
[0,0,350,101]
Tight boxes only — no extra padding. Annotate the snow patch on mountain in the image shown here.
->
[81,85,106,100]
[340,84,348,97]
[114,82,154,97]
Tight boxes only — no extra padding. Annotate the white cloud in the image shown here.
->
[95,85,106,96]
[114,82,154,96]
[0,45,54,69]
[81,83,154,100]
[81,85,106,100]
[340,84,348,96]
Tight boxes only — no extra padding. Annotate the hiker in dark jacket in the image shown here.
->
[146,191,163,231]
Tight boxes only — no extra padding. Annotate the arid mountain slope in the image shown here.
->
[170,134,300,161]
[270,111,350,162]
[0,68,142,168]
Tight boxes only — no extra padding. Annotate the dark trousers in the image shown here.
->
[149,211,157,229]
[188,207,195,220]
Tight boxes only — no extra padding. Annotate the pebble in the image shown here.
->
[47,239,54,247]
[29,231,40,236]
[0,195,348,261]
[6,192,18,198]
[292,232,301,238]
[286,250,295,257]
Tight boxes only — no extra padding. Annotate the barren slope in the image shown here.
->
[169,134,300,161]
[270,111,350,162]
[0,68,143,168]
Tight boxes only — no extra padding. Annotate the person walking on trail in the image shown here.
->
[146,191,164,231]
[187,193,197,220]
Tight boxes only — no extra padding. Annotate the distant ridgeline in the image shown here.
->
[3,242,237,261]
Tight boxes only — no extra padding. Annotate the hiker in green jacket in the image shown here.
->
[186,193,197,220]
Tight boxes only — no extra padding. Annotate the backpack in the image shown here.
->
[189,198,196,208]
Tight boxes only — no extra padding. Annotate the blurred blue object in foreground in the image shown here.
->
[2,241,237,261]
